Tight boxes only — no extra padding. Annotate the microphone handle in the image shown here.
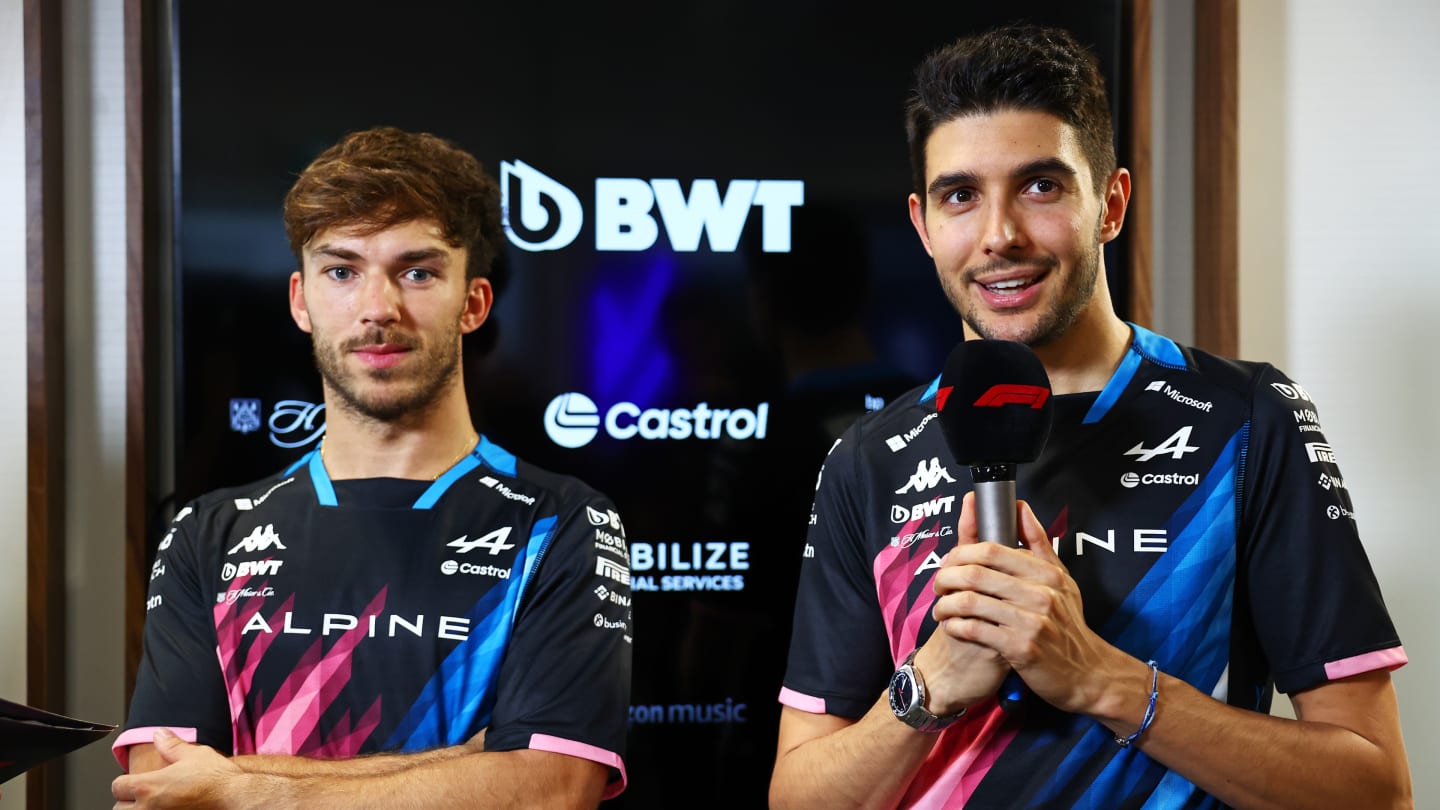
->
[970,464,1025,711]
[972,478,1017,545]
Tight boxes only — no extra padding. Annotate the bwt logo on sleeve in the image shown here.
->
[545,392,769,449]
[501,160,804,253]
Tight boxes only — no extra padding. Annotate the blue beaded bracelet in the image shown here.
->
[1115,659,1159,748]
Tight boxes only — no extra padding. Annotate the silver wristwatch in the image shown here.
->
[888,648,965,732]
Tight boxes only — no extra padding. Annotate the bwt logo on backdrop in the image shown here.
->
[501,160,804,253]
[544,392,769,449]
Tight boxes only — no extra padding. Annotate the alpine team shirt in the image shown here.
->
[781,325,1405,809]
[117,435,633,798]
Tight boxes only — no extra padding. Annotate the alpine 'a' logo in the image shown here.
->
[1124,426,1200,462]
[447,527,516,556]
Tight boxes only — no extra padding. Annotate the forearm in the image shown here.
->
[232,743,473,778]
[770,699,946,810]
[221,748,603,810]
[1091,659,1411,810]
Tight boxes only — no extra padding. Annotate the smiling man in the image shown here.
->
[771,25,1412,809]
[113,128,631,809]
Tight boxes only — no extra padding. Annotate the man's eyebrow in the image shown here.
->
[306,245,451,263]
[308,244,360,261]
[1012,157,1080,181]
[926,158,1081,198]
[396,248,450,264]
[927,170,981,198]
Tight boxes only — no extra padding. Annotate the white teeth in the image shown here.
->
[985,279,1028,293]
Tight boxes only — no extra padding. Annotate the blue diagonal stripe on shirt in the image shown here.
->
[1025,428,1242,808]
[386,515,558,750]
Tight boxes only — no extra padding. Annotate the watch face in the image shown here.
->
[889,669,917,714]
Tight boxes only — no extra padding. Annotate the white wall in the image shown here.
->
[61,0,128,803]
[1150,0,1196,344]
[1240,0,1440,802]
[0,0,31,805]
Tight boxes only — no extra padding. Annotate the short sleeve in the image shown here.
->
[116,505,232,769]
[1240,368,1405,694]
[483,494,632,798]
[780,429,895,718]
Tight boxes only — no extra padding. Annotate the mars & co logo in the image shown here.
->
[544,392,769,449]
[501,160,804,253]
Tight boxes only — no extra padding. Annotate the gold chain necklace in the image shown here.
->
[320,432,479,481]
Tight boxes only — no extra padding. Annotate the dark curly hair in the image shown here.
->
[283,127,505,285]
[905,24,1116,199]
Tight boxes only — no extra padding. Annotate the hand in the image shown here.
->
[931,492,1128,715]
[912,492,1016,715]
[112,729,244,810]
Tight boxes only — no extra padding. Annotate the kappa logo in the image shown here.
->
[447,527,516,556]
[895,458,956,495]
[227,524,286,556]
[1124,426,1200,462]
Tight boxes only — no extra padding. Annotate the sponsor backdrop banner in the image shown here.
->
[168,2,1124,804]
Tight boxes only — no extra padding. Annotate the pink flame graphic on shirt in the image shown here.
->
[214,578,385,758]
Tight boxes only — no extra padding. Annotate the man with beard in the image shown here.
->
[771,25,1412,809]
[112,128,631,808]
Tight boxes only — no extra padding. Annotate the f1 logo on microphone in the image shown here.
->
[972,384,1050,409]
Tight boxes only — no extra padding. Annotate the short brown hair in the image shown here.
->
[283,127,504,282]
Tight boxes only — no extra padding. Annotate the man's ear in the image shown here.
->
[1098,167,1131,245]
[459,276,494,335]
[908,193,935,258]
[289,270,312,333]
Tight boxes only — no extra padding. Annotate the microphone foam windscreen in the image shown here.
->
[936,340,1054,464]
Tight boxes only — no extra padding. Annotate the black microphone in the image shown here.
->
[934,339,1054,709]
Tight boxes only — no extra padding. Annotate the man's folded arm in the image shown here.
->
[117,734,608,810]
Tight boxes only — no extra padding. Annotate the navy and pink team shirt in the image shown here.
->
[117,436,633,799]
[782,325,1405,809]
